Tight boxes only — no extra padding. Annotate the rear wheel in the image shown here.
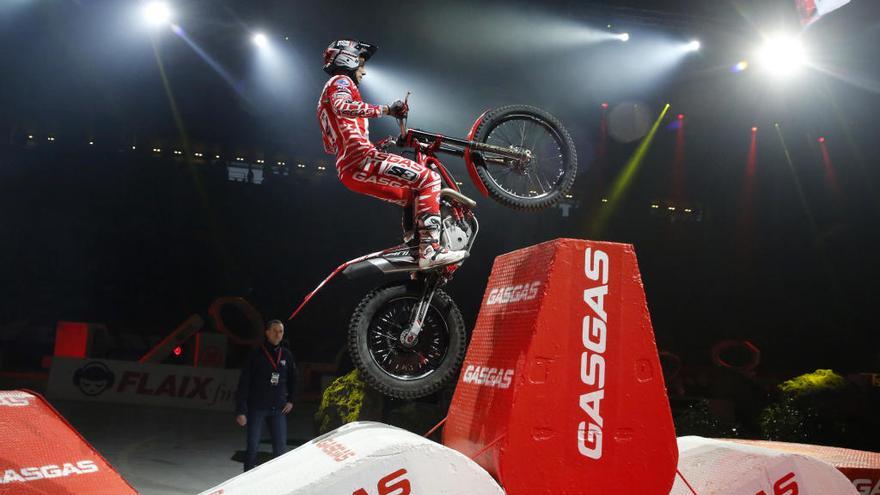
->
[472,105,577,210]
[348,284,467,399]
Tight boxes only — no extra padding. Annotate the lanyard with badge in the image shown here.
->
[262,346,282,386]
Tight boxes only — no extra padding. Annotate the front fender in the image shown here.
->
[463,110,491,198]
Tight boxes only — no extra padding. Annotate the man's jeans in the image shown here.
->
[244,407,287,471]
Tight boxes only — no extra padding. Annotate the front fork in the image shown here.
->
[400,275,440,346]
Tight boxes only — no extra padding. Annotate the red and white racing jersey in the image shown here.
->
[316,74,442,221]
[316,75,385,174]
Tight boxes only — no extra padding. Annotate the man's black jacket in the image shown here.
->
[235,341,297,415]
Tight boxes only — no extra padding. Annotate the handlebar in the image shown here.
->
[384,94,528,164]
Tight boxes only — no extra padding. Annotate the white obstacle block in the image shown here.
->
[198,421,505,495]
[671,436,858,495]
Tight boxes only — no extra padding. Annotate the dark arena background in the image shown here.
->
[1,0,879,494]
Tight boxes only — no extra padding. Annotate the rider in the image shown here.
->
[317,39,467,269]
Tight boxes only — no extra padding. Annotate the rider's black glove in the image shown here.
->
[388,100,409,119]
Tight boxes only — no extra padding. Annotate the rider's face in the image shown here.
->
[355,57,366,83]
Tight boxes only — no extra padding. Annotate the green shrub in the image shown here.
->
[759,369,851,445]
[778,369,846,396]
[314,370,383,434]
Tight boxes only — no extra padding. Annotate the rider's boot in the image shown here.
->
[417,214,467,269]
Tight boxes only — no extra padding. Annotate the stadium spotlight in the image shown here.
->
[618,32,630,42]
[253,32,269,48]
[756,34,806,78]
[684,40,701,52]
[143,1,172,27]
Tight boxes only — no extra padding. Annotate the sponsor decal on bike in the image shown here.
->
[578,247,609,460]
[461,365,514,389]
[0,460,99,484]
[384,249,416,258]
[486,281,541,305]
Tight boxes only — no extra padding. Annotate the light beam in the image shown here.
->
[593,103,671,234]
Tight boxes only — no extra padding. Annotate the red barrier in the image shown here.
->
[0,390,136,494]
[54,321,91,358]
[442,238,678,494]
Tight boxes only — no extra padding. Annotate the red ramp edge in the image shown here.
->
[0,389,137,494]
[727,439,880,493]
[442,238,678,494]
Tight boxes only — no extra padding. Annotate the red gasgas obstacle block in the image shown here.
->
[443,238,678,495]
[0,390,136,494]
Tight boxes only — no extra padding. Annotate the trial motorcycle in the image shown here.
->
[289,102,578,399]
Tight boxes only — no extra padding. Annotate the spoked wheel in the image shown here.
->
[348,284,467,399]
[472,105,578,210]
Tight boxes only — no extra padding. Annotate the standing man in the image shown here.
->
[235,319,297,471]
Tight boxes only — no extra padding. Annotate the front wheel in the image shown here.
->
[472,105,578,210]
[348,284,467,399]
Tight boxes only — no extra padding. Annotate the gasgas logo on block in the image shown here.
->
[755,472,798,495]
[855,478,880,495]
[0,392,32,407]
[461,365,514,389]
[1,460,99,484]
[486,281,541,305]
[578,247,609,460]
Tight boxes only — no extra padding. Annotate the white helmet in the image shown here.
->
[322,40,377,75]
